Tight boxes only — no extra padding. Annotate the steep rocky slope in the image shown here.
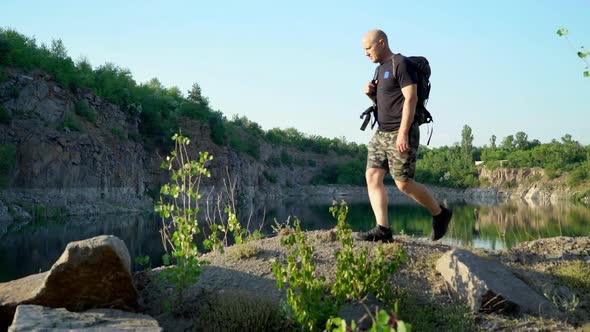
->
[0,68,353,232]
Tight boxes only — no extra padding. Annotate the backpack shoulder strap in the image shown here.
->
[372,66,379,82]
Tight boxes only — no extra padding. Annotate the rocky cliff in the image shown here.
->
[0,68,353,233]
[0,69,151,220]
[477,167,575,204]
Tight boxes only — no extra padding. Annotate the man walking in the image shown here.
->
[355,29,452,242]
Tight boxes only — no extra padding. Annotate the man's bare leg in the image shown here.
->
[394,179,441,215]
[395,178,452,241]
[366,167,389,227]
[354,167,394,242]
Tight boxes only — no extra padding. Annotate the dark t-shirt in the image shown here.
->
[376,54,418,132]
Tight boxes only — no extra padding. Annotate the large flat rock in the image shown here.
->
[8,304,161,331]
[436,249,560,318]
[0,235,137,329]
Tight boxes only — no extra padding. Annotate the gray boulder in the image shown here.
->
[8,304,161,331]
[436,249,560,318]
[0,235,138,328]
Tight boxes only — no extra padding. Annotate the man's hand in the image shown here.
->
[396,133,410,153]
[365,80,378,98]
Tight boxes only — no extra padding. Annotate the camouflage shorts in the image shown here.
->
[366,124,420,181]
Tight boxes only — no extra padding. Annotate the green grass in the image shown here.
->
[384,287,479,332]
[551,261,590,295]
[226,243,260,260]
[58,115,82,132]
[111,127,127,140]
[197,290,292,331]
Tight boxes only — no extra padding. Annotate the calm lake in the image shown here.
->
[1,198,589,282]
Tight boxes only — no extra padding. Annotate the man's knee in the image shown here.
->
[395,179,415,194]
[366,168,386,186]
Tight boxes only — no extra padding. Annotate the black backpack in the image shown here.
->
[360,54,434,142]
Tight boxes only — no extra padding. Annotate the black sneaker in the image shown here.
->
[353,226,393,242]
[431,206,452,241]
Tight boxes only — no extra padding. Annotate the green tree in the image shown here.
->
[187,82,209,107]
[489,134,497,149]
[501,135,515,152]
[50,39,68,59]
[461,125,474,166]
[515,131,529,150]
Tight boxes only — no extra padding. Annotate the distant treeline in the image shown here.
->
[0,28,363,158]
[315,126,590,189]
[0,29,588,190]
[417,128,589,188]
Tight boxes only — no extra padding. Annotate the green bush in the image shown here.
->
[128,132,142,142]
[208,111,227,145]
[0,66,7,82]
[111,127,126,140]
[155,133,213,306]
[265,156,281,167]
[75,100,96,123]
[567,167,588,187]
[263,170,278,183]
[280,149,293,165]
[272,218,339,331]
[178,102,209,121]
[198,290,291,331]
[545,168,562,180]
[312,160,365,186]
[0,105,11,125]
[58,115,82,132]
[294,158,307,167]
[228,126,260,160]
[8,85,19,98]
[0,143,17,187]
[272,202,408,331]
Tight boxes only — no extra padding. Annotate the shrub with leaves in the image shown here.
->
[155,132,213,305]
[272,202,409,331]
[330,200,407,302]
[272,218,339,331]
[134,255,151,271]
[75,99,96,123]
[326,307,411,332]
[197,290,292,331]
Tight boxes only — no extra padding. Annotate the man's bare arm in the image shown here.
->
[396,83,418,152]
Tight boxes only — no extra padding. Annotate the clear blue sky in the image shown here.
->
[2,0,589,147]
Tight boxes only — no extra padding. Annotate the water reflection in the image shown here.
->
[1,199,588,283]
[250,199,590,251]
[0,213,165,283]
[445,202,590,250]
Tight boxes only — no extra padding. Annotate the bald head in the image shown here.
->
[363,29,388,46]
[362,29,392,64]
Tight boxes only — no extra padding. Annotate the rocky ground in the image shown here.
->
[134,231,589,332]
